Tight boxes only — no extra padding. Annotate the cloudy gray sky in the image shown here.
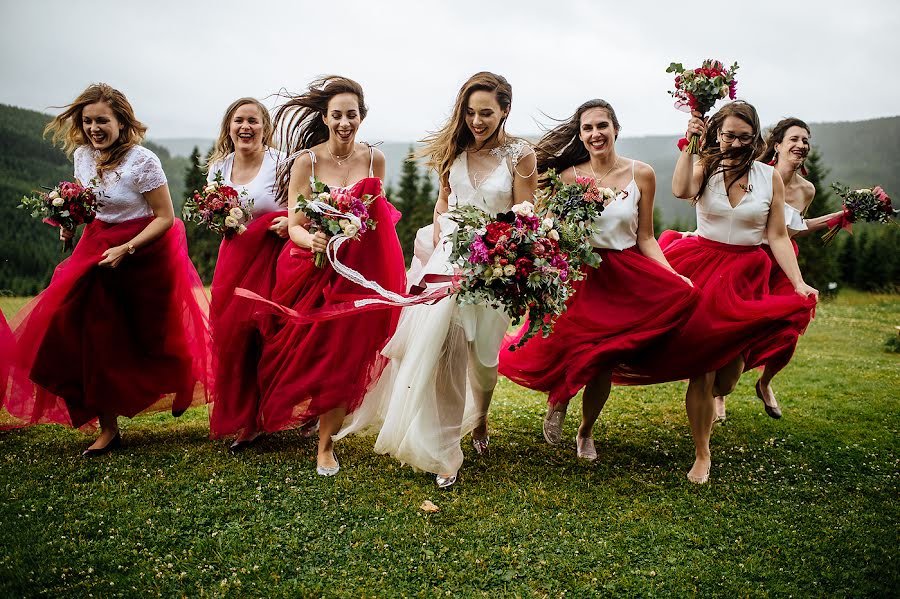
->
[2,0,898,142]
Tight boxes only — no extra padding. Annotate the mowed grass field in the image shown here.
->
[0,291,898,597]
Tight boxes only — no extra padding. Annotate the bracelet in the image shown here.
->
[126,243,136,255]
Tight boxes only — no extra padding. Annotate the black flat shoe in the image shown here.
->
[82,431,121,457]
[756,379,782,419]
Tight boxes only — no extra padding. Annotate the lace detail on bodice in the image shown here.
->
[489,140,531,167]
[74,145,165,223]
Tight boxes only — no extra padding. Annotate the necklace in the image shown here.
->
[588,158,619,185]
[328,144,355,166]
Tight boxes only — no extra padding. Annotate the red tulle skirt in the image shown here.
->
[249,178,406,432]
[208,211,287,438]
[612,235,816,385]
[0,311,14,406]
[5,217,211,430]
[740,241,810,375]
[499,247,701,404]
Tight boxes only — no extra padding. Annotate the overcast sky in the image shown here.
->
[2,0,898,142]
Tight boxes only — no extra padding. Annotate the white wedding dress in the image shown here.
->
[337,142,529,476]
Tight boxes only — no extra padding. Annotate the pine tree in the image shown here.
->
[183,146,220,283]
[393,147,424,263]
[796,148,840,291]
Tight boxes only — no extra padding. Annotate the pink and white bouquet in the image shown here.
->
[667,58,740,154]
[534,169,613,271]
[182,172,253,238]
[295,178,377,268]
[447,201,576,348]
[19,180,99,251]
[822,183,897,244]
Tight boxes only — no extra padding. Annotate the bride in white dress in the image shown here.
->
[338,72,537,487]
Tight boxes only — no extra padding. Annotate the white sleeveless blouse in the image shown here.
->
[587,161,640,251]
[696,161,774,246]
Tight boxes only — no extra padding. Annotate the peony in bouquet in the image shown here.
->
[182,172,253,238]
[667,58,739,154]
[534,169,614,272]
[19,180,100,252]
[447,201,576,348]
[822,184,897,244]
[295,178,377,268]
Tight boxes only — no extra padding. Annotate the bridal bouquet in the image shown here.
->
[447,201,576,348]
[19,180,100,251]
[822,184,897,244]
[295,178,377,268]
[667,58,740,154]
[182,172,253,238]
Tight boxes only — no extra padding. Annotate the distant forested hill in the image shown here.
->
[2,101,898,295]
[0,104,190,294]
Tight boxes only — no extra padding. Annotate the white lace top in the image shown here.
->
[446,141,530,216]
[207,147,285,217]
[696,161,774,246]
[74,145,166,223]
[584,160,640,251]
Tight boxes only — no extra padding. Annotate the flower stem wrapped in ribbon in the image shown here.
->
[295,178,377,268]
[667,59,739,154]
[19,181,99,252]
[182,171,253,238]
[822,183,897,245]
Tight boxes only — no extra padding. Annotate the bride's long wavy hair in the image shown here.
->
[45,83,147,176]
[695,100,765,202]
[535,99,620,187]
[419,72,515,181]
[272,75,368,203]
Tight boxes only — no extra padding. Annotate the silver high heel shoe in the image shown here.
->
[472,436,489,456]
[436,473,457,488]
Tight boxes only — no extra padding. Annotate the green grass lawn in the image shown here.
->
[1,291,898,597]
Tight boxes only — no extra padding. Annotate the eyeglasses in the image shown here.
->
[720,131,755,145]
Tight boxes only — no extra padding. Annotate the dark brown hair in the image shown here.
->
[272,75,367,203]
[534,99,621,184]
[759,117,810,165]
[695,100,765,201]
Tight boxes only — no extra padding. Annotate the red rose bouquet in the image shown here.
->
[19,181,99,251]
[667,59,739,154]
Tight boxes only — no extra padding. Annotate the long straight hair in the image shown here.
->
[419,72,514,181]
[44,83,147,175]
[695,100,765,201]
[535,99,620,185]
[272,75,367,203]
[207,97,274,169]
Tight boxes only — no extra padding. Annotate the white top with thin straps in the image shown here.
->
[696,161,775,246]
[582,160,640,251]
[298,144,376,190]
